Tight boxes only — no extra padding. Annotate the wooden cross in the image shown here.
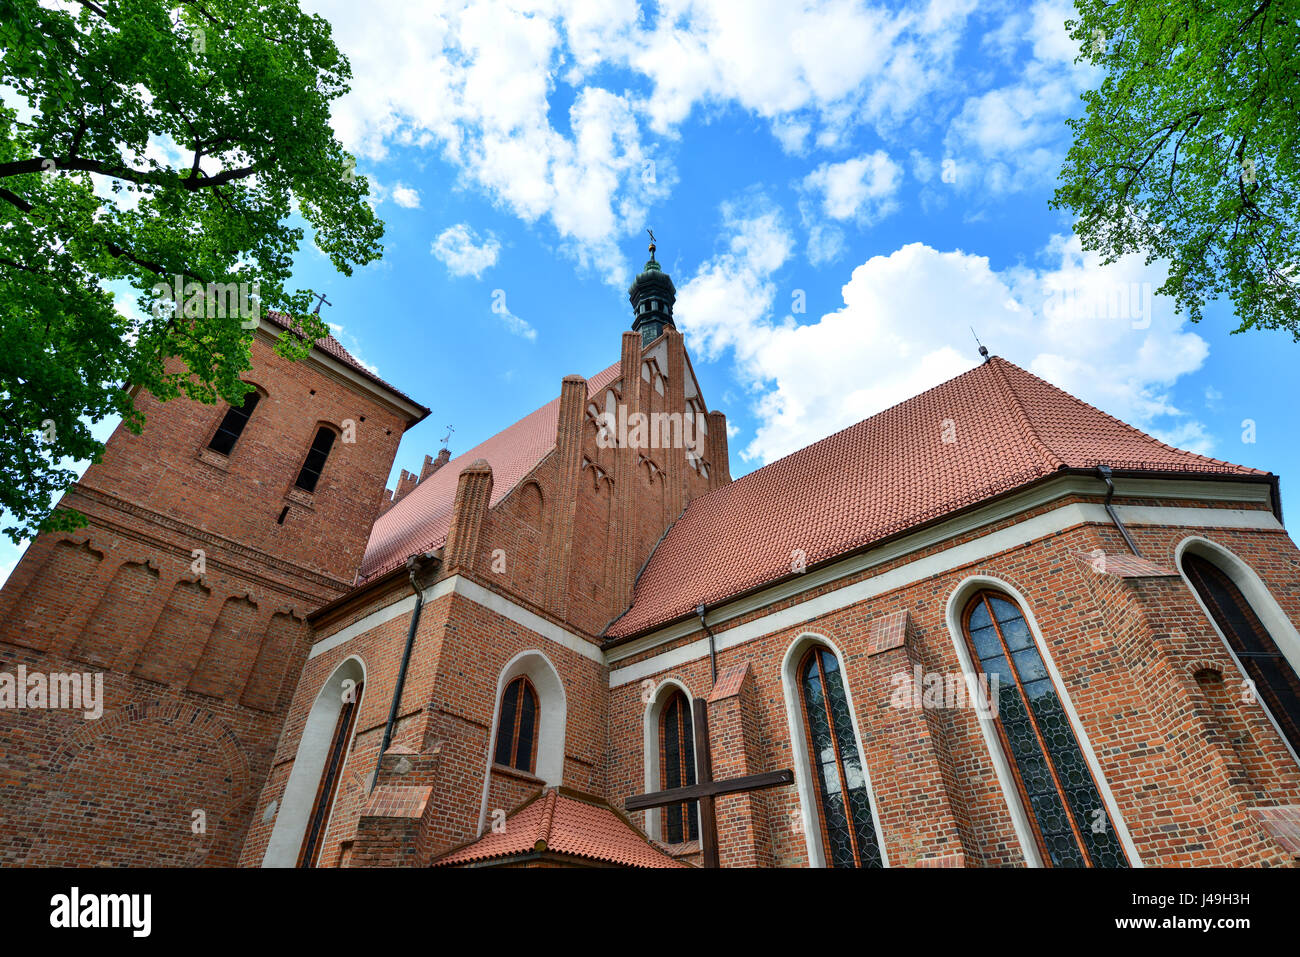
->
[626,697,793,868]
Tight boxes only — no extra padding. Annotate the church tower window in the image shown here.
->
[659,689,698,843]
[294,426,337,493]
[961,591,1127,867]
[1182,552,1300,758]
[297,679,363,867]
[207,388,261,456]
[494,675,539,773]
[797,645,883,868]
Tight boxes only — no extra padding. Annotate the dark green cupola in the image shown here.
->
[628,237,676,347]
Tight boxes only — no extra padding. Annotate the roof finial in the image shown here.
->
[439,424,455,451]
[646,227,657,262]
[970,327,990,362]
[311,290,332,315]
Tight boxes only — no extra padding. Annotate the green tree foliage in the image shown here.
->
[1053,1,1299,337]
[0,0,382,543]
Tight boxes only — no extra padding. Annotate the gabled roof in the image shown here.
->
[358,361,621,581]
[605,356,1266,639]
[432,787,688,868]
[262,312,429,420]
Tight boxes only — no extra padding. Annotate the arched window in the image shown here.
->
[208,387,261,455]
[1183,552,1300,756]
[298,678,363,867]
[294,426,336,493]
[493,676,539,774]
[659,690,698,843]
[961,591,1127,867]
[797,645,883,868]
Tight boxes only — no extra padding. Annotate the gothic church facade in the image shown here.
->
[3,250,1300,868]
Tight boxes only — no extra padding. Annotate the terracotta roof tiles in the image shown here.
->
[605,356,1264,638]
[358,361,621,581]
[433,788,687,868]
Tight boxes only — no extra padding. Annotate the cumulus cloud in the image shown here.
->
[802,151,903,223]
[390,183,422,208]
[944,0,1097,195]
[675,204,1214,465]
[431,223,501,278]
[303,0,978,280]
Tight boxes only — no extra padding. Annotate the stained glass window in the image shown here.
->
[1183,553,1300,757]
[494,676,539,773]
[798,646,883,868]
[660,690,698,843]
[208,388,260,456]
[962,591,1128,867]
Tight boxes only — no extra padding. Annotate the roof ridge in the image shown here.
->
[997,359,1263,475]
[986,356,1064,473]
[534,786,559,851]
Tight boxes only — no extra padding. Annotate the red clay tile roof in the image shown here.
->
[433,788,688,868]
[262,312,428,419]
[359,361,621,581]
[606,356,1265,639]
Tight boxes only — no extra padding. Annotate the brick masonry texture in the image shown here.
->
[3,313,1300,869]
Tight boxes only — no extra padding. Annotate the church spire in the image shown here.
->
[628,229,676,347]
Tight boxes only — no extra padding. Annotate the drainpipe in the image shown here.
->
[1097,465,1142,558]
[696,603,717,684]
[370,549,440,793]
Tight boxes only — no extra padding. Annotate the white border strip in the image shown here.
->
[308,575,602,664]
[608,503,1283,687]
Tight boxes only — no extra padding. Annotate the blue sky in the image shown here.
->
[3,0,1297,582]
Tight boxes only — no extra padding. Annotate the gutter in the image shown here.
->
[696,604,717,684]
[369,548,441,793]
[1096,465,1142,557]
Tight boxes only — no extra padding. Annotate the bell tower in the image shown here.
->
[628,233,677,347]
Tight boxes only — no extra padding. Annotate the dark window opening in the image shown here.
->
[493,676,539,774]
[294,427,336,493]
[660,690,698,843]
[207,389,260,456]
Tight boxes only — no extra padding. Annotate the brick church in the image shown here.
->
[3,244,1300,868]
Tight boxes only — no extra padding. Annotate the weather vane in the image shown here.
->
[647,227,657,260]
[440,424,455,449]
[970,327,990,362]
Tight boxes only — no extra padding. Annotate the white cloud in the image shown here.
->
[328,322,382,374]
[676,204,1214,465]
[944,0,1097,195]
[802,150,902,222]
[431,223,501,278]
[303,0,977,280]
[391,183,422,208]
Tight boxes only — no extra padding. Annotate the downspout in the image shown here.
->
[370,549,440,792]
[1097,465,1142,557]
[696,603,717,684]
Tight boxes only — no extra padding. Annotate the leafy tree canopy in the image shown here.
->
[1053,0,1299,338]
[0,0,382,544]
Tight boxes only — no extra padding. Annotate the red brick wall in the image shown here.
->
[606,509,1300,868]
[0,331,416,867]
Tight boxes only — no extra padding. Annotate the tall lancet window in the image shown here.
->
[961,592,1127,867]
[659,690,698,842]
[798,646,883,868]
[1183,553,1300,757]
[298,680,363,867]
[494,676,539,774]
